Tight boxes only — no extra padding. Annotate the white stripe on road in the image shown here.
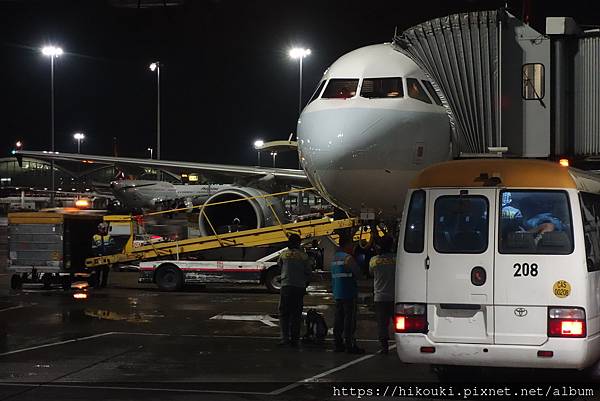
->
[0,332,116,356]
[0,383,270,395]
[269,344,397,395]
[0,331,390,396]
[0,303,37,313]
[114,331,382,342]
[209,314,279,327]
[0,331,384,357]
[0,331,387,357]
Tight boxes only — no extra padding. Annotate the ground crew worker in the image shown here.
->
[369,236,396,354]
[277,233,312,348]
[331,235,364,354]
[91,222,114,288]
[306,239,324,270]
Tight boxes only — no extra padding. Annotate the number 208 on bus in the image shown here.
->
[395,159,600,369]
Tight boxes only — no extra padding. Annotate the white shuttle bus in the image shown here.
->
[395,159,600,369]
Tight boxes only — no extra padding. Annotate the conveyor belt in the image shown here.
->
[85,216,357,268]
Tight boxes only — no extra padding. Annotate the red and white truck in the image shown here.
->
[138,250,284,292]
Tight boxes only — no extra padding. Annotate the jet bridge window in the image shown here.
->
[360,78,403,98]
[522,63,545,100]
[308,80,327,104]
[321,79,358,99]
[406,78,432,104]
[421,80,443,106]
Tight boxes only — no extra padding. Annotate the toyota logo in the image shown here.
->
[514,307,528,317]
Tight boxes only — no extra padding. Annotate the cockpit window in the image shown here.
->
[321,79,359,99]
[360,78,404,98]
[308,80,327,104]
[406,78,432,104]
[421,80,443,106]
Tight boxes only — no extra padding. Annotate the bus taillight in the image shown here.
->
[395,303,428,333]
[548,307,586,338]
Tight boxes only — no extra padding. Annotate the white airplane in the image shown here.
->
[297,43,451,218]
[15,43,452,226]
[109,179,233,211]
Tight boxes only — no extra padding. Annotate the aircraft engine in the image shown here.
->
[198,187,287,236]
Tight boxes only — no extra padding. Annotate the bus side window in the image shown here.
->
[404,190,426,253]
[580,193,600,272]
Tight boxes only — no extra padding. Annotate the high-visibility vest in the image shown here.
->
[92,234,112,255]
[330,251,357,300]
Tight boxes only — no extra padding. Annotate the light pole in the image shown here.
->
[42,45,63,206]
[270,151,277,167]
[15,141,23,150]
[149,62,161,161]
[147,147,153,159]
[73,132,84,153]
[254,139,264,166]
[288,47,311,115]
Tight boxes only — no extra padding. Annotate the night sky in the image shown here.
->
[2,0,600,168]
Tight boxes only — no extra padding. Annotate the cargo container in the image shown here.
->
[8,211,102,289]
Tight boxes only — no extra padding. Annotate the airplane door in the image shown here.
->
[426,188,496,344]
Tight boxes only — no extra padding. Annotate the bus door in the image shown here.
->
[426,188,496,344]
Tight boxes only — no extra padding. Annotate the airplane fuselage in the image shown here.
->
[110,180,232,210]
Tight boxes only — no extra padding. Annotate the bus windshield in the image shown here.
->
[499,190,573,254]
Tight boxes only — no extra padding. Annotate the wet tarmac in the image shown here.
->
[0,272,599,401]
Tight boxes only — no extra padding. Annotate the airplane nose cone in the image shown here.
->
[298,106,400,211]
[297,105,450,215]
[298,107,391,168]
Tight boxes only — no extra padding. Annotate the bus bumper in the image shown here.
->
[395,333,597,369]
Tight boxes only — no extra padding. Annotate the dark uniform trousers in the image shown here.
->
[333,298,358,347]
[279,286,305,342]
[375,301,395,342]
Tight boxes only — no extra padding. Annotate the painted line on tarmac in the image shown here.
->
[209,313,279,327]
[0,331,382,357]
[0,303,37,313]
[113,331,381,342]
[0,383,271,395]
[269,344,398,395]
[0,332,115,357]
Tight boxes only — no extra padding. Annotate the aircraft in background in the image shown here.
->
[109,179,233,211]
[15,43,451,226]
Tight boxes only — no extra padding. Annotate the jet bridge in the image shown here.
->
[85,188,358,268]
[394,9,551,158]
